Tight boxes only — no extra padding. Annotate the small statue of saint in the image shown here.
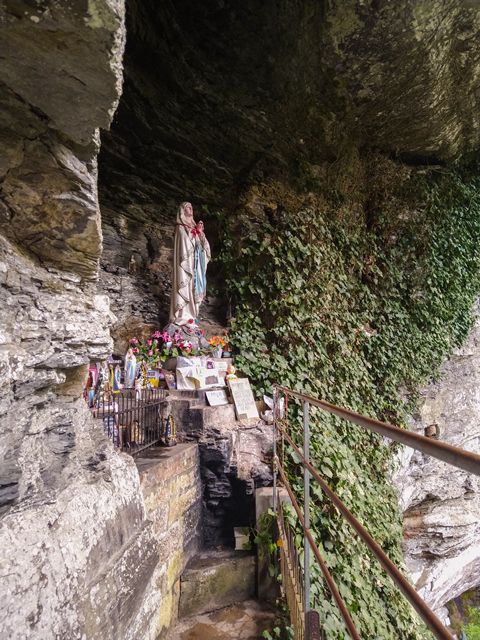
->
[135,374,143,402]
[113,364,122,392]
[124,348,137,389]
[169,202,211,328]
[128,254,137,274]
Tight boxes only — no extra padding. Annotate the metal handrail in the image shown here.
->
[276,463,361,640]
[277,422,452,640]
[271,385,472,640]
[274,385,480,476]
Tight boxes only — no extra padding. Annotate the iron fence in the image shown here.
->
[272,384,480,640]
[92,388,167,455]
[278,499,304,640]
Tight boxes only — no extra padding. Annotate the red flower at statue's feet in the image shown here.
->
[188,318,194,324]
[130,337,138,345]
[132,347,139,354]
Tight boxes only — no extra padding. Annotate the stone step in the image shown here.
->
[178,549,256,618]
[168,600,275,640]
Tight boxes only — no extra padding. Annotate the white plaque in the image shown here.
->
[228,378,259,420]
[206,389,229,406]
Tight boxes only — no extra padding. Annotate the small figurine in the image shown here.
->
[135,374,143,402]
[226,362,237,380]
[113,364,122,392]
[124,348,137,389]
[162,415,177,447]
[128,254,137,274]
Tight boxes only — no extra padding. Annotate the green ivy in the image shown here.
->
[218,156,480,639]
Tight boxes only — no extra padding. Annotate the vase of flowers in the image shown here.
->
[129,331,198,370]
[209,335,226,359]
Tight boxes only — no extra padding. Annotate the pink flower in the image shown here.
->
[132,347,139,354]
[130,337,138,345]
[147,340,152,346]
[148,350,153,356]
[160,331,170,342]
[152,330,162,339]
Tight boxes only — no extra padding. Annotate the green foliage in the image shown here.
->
[219,158,480,639]
[466,606,480,639]
[251,508,281,578]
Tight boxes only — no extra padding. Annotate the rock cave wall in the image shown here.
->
[1,0,480,638]
[394,305,480,617]
[0,3,173,638]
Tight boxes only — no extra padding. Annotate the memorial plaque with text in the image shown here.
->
[206,389,229,406]
[228,378,259,420]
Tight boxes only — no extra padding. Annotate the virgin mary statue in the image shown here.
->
[169,202,211,327]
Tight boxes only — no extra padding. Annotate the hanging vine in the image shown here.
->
[217,153,480,639]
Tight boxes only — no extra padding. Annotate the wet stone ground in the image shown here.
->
[168,600,275,640]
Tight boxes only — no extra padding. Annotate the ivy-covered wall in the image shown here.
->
[217,152,480,638]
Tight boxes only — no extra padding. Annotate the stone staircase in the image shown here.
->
[154,389,275,638]
[168,549,274,640]
[179,549,256,618]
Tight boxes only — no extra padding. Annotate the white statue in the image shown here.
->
[124,348,137,389]
[169,202,211,327]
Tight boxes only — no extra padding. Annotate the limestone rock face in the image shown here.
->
[0,236,115,509]
[101,0,480,217]
[0,0,125,277]
[394,308,480,613]
[0,0,125,146]
[0,3,165,639]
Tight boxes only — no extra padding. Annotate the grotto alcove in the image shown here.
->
[1,1,480,638]
[98,0,480,351]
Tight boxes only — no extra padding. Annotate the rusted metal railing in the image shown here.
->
[272,384,480,640]
[275,385,480,476]
[277,499,306,640]
[92,388,167,455]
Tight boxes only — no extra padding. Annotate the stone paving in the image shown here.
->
[168,600,275,640]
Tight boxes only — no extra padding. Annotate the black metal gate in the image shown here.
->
[93,388,167,455]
